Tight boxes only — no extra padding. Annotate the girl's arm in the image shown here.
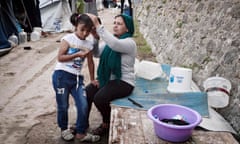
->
[58,40,89,62]
[86,51,95,82]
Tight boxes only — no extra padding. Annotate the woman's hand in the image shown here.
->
[86,13,101,28]
[91,28,100,40]
[91,79,99,87]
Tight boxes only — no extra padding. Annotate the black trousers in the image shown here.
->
[120,0,132,16]
[102,0,109,8]
[86,80,134,124]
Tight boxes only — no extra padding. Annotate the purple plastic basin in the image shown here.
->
[147,104,202,142]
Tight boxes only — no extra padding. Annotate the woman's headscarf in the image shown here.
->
[97,14,134,87]
[120,14,134,36]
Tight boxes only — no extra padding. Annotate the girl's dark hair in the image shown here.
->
[70,13,93,31]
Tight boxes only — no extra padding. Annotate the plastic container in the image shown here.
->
[203,76,231,108]
[19,29,27,44]
[8,33,18,45]
[30,30,40,41]
[167,67,192,93]
[147,104,202,142]
[135,60,165,80]
[33,27,42,34]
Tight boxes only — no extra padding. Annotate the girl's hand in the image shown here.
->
[76,50,90,58]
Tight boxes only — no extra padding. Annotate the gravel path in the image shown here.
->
[0,8,119,144]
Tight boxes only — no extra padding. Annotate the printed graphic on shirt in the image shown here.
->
[66,46,89,71]
[67,47,80,55]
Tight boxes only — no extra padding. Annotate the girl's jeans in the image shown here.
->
[52,70,88,134]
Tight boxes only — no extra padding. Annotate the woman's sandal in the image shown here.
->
[92,124,109,136]
[61,129,74,141]
[76,133,100,142]
[69,124,76,135]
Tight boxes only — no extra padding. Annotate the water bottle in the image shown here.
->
[19,29,27,44]
[8,33,18,45]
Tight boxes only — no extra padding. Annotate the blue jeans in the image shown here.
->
[52,70,88,134]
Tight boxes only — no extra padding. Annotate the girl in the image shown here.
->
[52,14,100,142]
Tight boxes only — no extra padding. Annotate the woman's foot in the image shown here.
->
[92,123,109,136]
[75,133,100,142]
[70,123,90,135]
[61,129,74,141]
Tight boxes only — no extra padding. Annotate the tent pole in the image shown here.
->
[71,0,76,13]
[20,0,33,32]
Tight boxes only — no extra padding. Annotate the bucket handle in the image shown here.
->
[206,87,230,95]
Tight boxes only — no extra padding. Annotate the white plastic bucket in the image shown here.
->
[167,67,192,93]
[203,76,231,108]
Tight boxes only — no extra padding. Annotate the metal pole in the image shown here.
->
[71,0,76,13]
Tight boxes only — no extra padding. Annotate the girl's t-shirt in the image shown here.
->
[55,33,93,75]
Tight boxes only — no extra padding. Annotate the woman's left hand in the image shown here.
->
[91,79,99,87]
[91,28,100,40]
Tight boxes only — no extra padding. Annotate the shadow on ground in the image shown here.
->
[27,109,108,144]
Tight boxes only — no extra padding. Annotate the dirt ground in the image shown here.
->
[0,9,119,144]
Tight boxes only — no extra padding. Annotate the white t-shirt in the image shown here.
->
[55,33,93,75]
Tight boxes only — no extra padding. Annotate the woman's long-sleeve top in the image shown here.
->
[93,25,137,86]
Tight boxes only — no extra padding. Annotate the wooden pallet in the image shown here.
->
[109,105,238,144]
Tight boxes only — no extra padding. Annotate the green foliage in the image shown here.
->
[133,20,155,61]
[181,62,203,71]
[202,56,212,64]
[176,19,183,28]
[76,0,84,13]
[162,0,167,4]
[173,31,181,39]
[146,5,151,11]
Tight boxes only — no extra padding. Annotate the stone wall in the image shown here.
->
[134,0,240,133]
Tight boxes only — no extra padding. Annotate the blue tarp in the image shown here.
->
[111,64,209,117]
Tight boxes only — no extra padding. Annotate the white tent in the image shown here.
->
[39,0,73,32]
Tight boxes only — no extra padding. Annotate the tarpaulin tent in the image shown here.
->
[0,0,18,55]
[13,0,42,33]
[39,0,72,32]
[0,0,43,55]
[0,0,74,55]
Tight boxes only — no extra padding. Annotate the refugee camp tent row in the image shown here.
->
[0,0,74,56]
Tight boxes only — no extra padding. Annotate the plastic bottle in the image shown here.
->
[30,30,40,41]
[8,33,18,45]
[19,29,27,44]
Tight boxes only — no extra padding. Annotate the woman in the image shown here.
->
[52,14,100,142]
[86,13,137,136]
